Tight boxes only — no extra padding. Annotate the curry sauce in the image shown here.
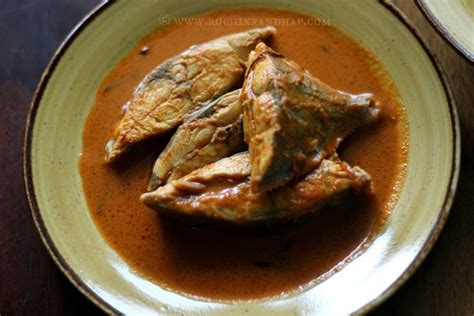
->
[79,8,407,300]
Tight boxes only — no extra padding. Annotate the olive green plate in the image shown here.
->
[24,0,460,314]
[417,0,474,62]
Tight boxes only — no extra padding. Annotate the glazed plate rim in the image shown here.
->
[416,0,474,62]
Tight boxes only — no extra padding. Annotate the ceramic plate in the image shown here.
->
[417,0,474,62]
[24,0,460,314]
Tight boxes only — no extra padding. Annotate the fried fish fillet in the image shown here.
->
[148,90,245,190]
[105,27,276,162]
[141,152,372,225]
[241,43,380,191]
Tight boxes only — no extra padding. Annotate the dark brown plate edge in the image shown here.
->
[22,1,460,315]
[22,0,122,315]
[416,0,474,63]
[356,1,461,314]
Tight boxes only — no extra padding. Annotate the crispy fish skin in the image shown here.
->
[141,152,372,225]
[105,27,276,163]
[241,43,380,192]
[148,90,245,191]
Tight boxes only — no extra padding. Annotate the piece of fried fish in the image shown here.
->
[141,152,372,225]
[148,90,245,191]
[241,43,380,191]
[105,27,276,162]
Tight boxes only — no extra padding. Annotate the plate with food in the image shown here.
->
[24,0,459,314]
[417,0,474,62]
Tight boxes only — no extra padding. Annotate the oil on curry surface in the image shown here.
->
[79,8,407,300]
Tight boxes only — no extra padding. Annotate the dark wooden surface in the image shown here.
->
[0,0,472,315]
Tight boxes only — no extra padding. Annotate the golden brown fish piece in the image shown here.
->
[141,152,372,225]
[105,27,276,162]
[241,43,380,191]
[148,90,245,191]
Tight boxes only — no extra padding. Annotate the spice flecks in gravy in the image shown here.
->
[79,8,407,300]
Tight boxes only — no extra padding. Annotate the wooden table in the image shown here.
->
[1,1,472,315]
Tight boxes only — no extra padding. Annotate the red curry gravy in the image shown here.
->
[79,8,407,300]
